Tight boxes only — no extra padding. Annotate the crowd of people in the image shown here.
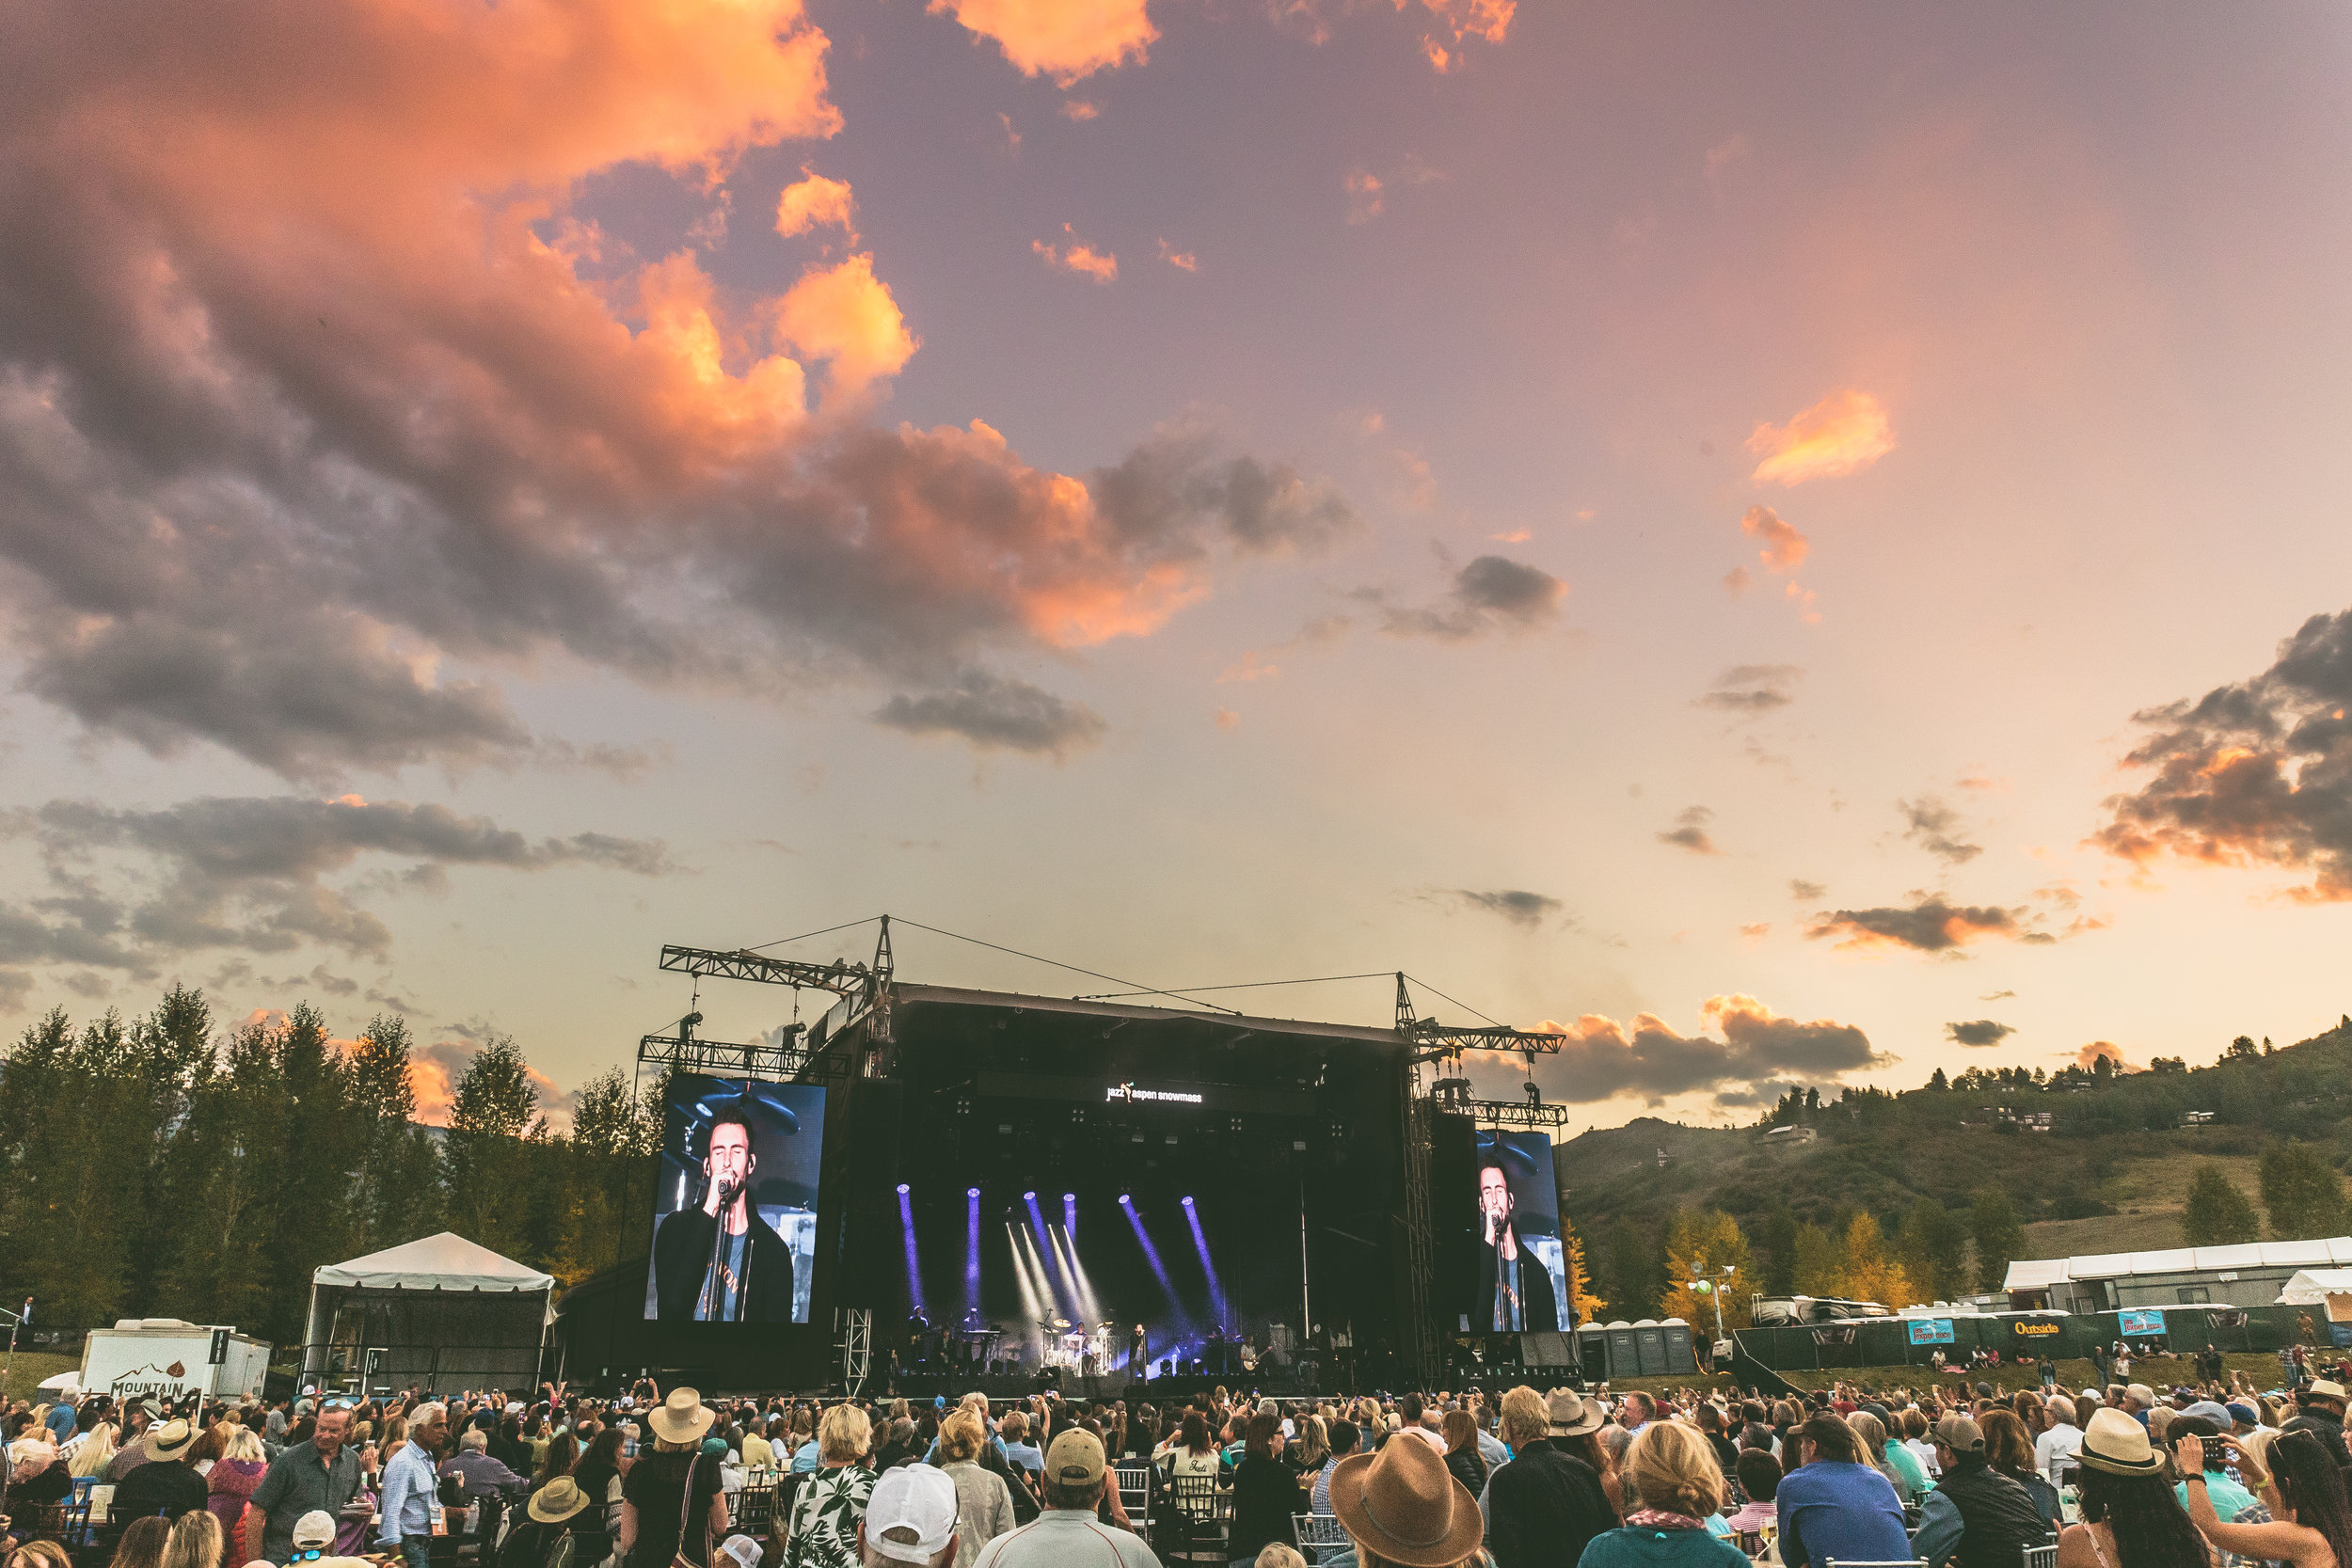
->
[0,1363,2346,1568]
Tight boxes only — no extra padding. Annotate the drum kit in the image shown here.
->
[1041,1317,1117,1373]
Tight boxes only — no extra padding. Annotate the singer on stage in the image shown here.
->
[652,1107,796,1321]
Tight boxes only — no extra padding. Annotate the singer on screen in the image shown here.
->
[652,1106,796,1322]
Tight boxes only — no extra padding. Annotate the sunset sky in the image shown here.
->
[5,0,2352,1128]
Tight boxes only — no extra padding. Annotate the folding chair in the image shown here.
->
[1160,1474,1228,1566]
[2022,1545,2058,1568]
[1295,1512,1349,1563]
[1115,1465,1151,1531]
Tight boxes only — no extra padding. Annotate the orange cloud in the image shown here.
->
[929,0,1157,85]
[1214,706,1239,730]
[1345,168,1386,223]
[1062,100,1101,120]
[1740,504,1808,571]
[1411,0,1514,71]
[775,166,856,241]
[1033,226,1118,281]
[775,254,919,397]
[1157,238,1198,272]
[2073,1040,2141,1072]
[1747,389,1896,485]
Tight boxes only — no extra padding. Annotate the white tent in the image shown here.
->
[303,1232,555,1395]
[311,1232,555,1293]
[2275,1268,2352,1307]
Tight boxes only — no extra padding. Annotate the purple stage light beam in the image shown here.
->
[1183,1196,1228,1327]
[1121,1195,1184,1330]
[1063,1192,1078,1239]
[964,1187,981,1322]
[898,1185,925,1316]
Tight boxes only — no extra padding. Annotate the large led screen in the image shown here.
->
[1471,1128,1568,1333]
[645,1075,827,1323]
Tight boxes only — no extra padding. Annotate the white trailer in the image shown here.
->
[79,1319,272,1405]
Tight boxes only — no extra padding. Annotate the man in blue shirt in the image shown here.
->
[1312,1421,1359,1515]
[378,1402,452,1568]
[43,1396,78,1443]
[1775,1415,1911,1568]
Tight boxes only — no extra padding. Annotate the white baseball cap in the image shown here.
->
[864,1464,958,1564]
[715,1535,761,1568]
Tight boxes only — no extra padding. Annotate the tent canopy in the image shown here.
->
[2276,1268,2352,1306]
[311,1232,554,1293]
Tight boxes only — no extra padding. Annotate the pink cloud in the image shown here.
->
[929,0,1156,85]
[1740,504,1809,572]
[1747,389,1896,485]
[1034,225,1118,281]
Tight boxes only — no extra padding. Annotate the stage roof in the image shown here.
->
[888,982,1403,1045]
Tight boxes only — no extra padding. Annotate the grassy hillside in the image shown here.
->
[1556,1016,2352,1313]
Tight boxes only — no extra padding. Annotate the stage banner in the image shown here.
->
[1906,1318,1955,1345]
[2118,1307,2167,1337]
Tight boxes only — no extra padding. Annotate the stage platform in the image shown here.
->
[881,1368,1342,1404]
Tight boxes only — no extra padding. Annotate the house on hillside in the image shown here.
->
[1763,1124,1818,1146]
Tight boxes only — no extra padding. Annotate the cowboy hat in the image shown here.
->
[1328,1421,1484,1568]
[2076,1407,2162,1475]
[1548,1390,1604,1438]
[144,1419,197,1462]
[2303,1380,2347,1404]
[648,1387,715,1446]
[528,1478,592,1525]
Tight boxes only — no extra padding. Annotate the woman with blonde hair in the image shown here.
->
[205,1425,268,1561]
[774,1402,874,1568]
[1578,1422,1744,1568]
[159,1508,224,1568]
[103,1516,171,1568]
[931,1408,1012,1568]
[68,1420,118,1479]
[4,1541,73,1568]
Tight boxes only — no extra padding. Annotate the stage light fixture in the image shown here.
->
[897,1183,910,1194]
[1119,1194,1131,1204]
[1183,1196,1195,1206]
[967,1187,980,1197]
[1063,1192,1075,1202]
[1024,1190,1037,1200]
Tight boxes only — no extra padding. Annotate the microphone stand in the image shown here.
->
[696,1177,743,1322]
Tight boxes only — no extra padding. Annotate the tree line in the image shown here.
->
[0,987,661,1351]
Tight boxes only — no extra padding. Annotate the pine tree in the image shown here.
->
[349,1015,421,1250]
[1607,1216,1661,1317]
[1760,1205,1799,1295]
[2183,1164,2262,1245]
[2259,1140,2346,1241]
[1558,1216,1608,1326]
[1971,1188,2025,1292]
[1898,1199,1973,1303]
[444,1036,543,1257]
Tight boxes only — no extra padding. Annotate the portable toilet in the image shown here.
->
[1578,1323,1611,1379]
[1633,1318,1668,1375]
[1607,1319,1639,1375]
[1660,1318,1696,1373]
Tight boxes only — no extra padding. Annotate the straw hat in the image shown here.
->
[528,1478,592,1524]
[2304,1380,2347,1407]
[649,1387,715,1446]
[144,1419,197,1462]
[2075,1407,2161,1475]
[1327,1423,1484,1568]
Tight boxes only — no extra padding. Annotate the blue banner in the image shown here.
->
[2119,1308,2167,1336]
[1907,1318,1955,1345]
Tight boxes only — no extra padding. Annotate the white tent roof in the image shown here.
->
[311,1232,554,1292]
[2004,1236,2352,1292]
[2276,1268,2352,1306]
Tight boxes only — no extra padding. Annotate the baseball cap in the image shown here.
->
[2182,1402,2233,1427]
[1934,1414,1984,1452]
[864,1464,958,1564]
[715,1536,761,1568]
[292,1512,337,1549]
[2126,1384,2157,1407]
[2226,1403,2260,1428]
[1045,1427,1106,1488]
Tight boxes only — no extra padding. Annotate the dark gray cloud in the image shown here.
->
[1898,796,1982,864]
[1789,879,1827,900]
[1377,556,1565,640]
[873,670,1107,757]
[2094,606,2352,900]
[0,795,671,1006]
[1696,664,1804,713]
[1447,889,1564,928]
[1980,989,2017,1001]
[1658,805,1722,855]
[1946,1019,2016,1048]
[1529,997,1887,1105]
[1804,895,2053,953]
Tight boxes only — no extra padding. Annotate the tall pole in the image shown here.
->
[1299,1179,1311,1354]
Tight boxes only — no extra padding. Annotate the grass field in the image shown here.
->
[0,1351,84,1400]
